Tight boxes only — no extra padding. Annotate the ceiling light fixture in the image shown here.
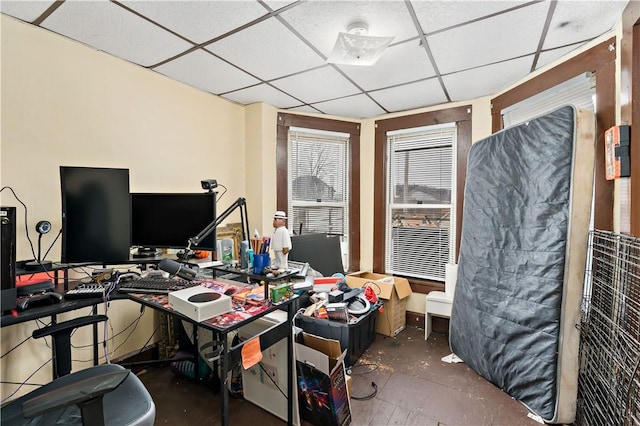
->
[327,21,394,66]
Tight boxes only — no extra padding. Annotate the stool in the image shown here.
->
[425,263,458,339]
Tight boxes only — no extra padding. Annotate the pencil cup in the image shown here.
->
[253,253,270,275]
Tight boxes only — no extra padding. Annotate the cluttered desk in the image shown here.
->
[2,170,374,426]
[2,263,301,426]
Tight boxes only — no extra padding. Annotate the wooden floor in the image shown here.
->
[137,326,540,426]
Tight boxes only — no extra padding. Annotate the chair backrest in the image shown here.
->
[445,263,458,297]
[32,315,108,378]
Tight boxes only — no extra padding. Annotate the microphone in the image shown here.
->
[158,259,197,281]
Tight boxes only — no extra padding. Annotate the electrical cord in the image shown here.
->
[257,362,287,399]
[42,228,62,261]
[350,381,378,400]
[346,361,379,400]
[215,183,228,204]
[0,360,51,404]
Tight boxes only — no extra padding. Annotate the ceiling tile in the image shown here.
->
[280,0,418,58]
[428,1,549,74]
[262,1,299,12]
[206,17,325,81]
[222,83,301,109]
[311,94,386,119]
[543,1,628,49]
[270,66,361,104]
[154,49,260,95]
[284,105,323,115]
[337,39,435,91]
[412,1,533,34]
[118,1,267,44]
[369,78,447,113]
[39,1,192,67]
[536,43,586,71]
[0,0,56,22]
[443,56,533,101]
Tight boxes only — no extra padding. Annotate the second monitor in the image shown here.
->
[131,192,216,258]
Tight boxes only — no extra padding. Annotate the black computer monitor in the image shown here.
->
[60,166,131,263]
[131,193,216,257]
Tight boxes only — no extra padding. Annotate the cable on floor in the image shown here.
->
[346,361,379,400]
[350,381,378,401]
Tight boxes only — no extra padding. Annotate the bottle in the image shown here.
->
[246,249,254,271]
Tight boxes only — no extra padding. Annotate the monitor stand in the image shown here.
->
[132,247,160,258]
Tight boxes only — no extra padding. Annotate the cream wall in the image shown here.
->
[0,15,246,399]
[0,11,629,401]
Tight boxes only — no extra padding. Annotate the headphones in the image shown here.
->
[347,293,371,315]
[362,282,379,304]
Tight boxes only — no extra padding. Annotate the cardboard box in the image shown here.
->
[295,333,351,426]
[346,272,412,337]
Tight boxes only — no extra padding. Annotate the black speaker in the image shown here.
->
[1,206,17,312]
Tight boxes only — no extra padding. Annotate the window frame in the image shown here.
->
[374,106,472,291]
[277,113,361,271]
[385,123,457,280]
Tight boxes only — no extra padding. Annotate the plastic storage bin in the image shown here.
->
[295,303,379,367]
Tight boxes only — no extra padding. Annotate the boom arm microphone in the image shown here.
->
[158,259,197,281]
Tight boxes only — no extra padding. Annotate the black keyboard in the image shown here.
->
[118,278,199,294]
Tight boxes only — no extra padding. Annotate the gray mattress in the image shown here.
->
[449,105,595,423]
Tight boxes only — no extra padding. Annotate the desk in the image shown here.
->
[127,280,298,426]
[0,286,107,380]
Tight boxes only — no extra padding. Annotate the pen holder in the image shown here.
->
[253,253,270,275]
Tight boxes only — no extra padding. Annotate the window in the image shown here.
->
[288,127,350,268]
[385,124,456,281]
[374,106,471,286]
[277,113,361,272]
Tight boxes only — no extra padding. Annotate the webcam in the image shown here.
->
[36,220,52,235]
[201,179,218,192]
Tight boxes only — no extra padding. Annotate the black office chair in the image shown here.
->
[1,315,155,425]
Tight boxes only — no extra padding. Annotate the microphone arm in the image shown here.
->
[186,197,249,253]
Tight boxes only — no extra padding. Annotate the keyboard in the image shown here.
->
[65,284,106,299]
[117,277,200,294]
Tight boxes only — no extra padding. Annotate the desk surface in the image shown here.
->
[1,297,100,327]
[128,278,298,333]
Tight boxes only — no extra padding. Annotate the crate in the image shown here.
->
[295,303,379,367]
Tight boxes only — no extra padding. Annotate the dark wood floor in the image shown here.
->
[136,326,540,426]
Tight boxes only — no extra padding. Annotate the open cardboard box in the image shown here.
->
[295,332,351,426]
[346,271,412,337]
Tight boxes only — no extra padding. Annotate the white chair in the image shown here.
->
[425,263,458,339]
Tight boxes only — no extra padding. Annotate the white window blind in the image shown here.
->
[288,127,350,268]
[502,73,595,128]
[385,123,456,281]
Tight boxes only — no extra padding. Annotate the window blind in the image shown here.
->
[385,123,456,281]
[502,73,595,128]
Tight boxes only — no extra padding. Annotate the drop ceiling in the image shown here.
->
[0,0,629,119]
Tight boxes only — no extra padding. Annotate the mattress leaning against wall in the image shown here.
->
[449,105,595,424]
